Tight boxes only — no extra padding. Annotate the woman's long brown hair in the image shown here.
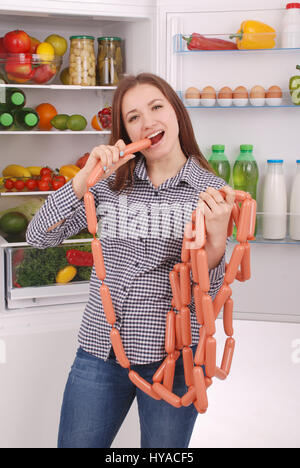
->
[108,73,214,193]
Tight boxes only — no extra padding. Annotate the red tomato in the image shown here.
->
[41,174,52,184]
[52,179,65,190]
[38,179,51,191]
[14,180,25,191]
[4,179,14,190]
[40,167,53,177]
[52,174,66,184]
[3,30,31,53]
[25,179,38,191]
[33,64,56,84]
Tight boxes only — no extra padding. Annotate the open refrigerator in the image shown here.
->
[0,0,299,450]
[0,0,300,322]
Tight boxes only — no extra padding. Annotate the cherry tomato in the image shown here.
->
[41,174,52,184]
[4,179,14,190]
[14,179,25,191]
[38,179,51,191]
[52,179,65,190]
[25,179,38,191]
[3,30,31,53]
[40,167,53,177]
[52,174,66,185]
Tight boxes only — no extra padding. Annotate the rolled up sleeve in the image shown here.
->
[26,180,99,248]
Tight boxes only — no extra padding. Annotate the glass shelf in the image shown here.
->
[230,212,300,245]
[174,33,300,54]
[0,83,117,91]
[0,130,111,135]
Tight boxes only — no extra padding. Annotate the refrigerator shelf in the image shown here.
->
[174,34,300,53]
[0,84,117,91]
[0,235,93,248]
[0,130,111,135]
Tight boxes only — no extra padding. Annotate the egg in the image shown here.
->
[233,86,248,99]
[250,85,266,106]
[250,85,265,99]
[266,85,283,106]
[185,87,201,99]
[184,87,201,107]
[201,86,216,107]
[266,85,282,98]
[201,86,216,99]
[217,86,233,107]
[233,86,249,107]
[218,86,233,99]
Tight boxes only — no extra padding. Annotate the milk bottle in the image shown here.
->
[289,160,300,240]
[262,159,287,239]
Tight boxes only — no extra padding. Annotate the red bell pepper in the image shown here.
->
[66,249,93,267]
[183,33,237,51]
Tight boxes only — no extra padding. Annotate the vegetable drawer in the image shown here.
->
[5,244,91,309]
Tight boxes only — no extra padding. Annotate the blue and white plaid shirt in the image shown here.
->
[26,155,227,364]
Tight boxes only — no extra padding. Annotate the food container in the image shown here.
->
[5,243,91,309]
[69,35,96,86]
[185,98,201,106]
[97,36,123,86]
[0,53,62,85]
[250,97,266,106]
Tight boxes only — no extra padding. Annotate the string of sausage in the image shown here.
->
[84,139,257,413]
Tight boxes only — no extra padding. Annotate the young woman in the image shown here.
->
[26,73,235,448]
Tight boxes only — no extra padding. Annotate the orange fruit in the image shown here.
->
[35,103,58,131]
[91,114,102,131]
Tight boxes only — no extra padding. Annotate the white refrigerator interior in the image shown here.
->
[0,0,300,448]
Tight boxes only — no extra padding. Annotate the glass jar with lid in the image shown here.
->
[69,35,96,86]
[97,37,123,86]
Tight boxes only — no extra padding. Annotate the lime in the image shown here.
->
[45,34,68,56]
[51,114,70,130]
[67,115,87,131]
[0,212,28,235]
[60,67,70,85]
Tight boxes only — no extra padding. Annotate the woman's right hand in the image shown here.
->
[82,139,134,180]
[72,139,134,199]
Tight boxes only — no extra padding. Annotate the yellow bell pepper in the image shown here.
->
[59,164,80,179]
[56,265,77,284]
[230,20,276,50]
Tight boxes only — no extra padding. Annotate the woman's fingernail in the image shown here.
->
[103,166,107,171]
[120,151,124,157]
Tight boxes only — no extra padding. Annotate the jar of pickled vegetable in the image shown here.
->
[97,37,123,86]
[69,35,96,86]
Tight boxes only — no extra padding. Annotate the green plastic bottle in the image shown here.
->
[13,108,39,130]
[0,111,14,130]
[6,87,26,109]
[208,145,231,183]
[233,145,259,200]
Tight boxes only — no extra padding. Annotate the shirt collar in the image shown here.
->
[134,154,203,191]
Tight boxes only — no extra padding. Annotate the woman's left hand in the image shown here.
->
[198,185,235,269]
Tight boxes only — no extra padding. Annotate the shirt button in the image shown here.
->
[123,286,127,292]
[155,192,159,196]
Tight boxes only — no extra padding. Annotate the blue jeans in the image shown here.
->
[58,347,199,448]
